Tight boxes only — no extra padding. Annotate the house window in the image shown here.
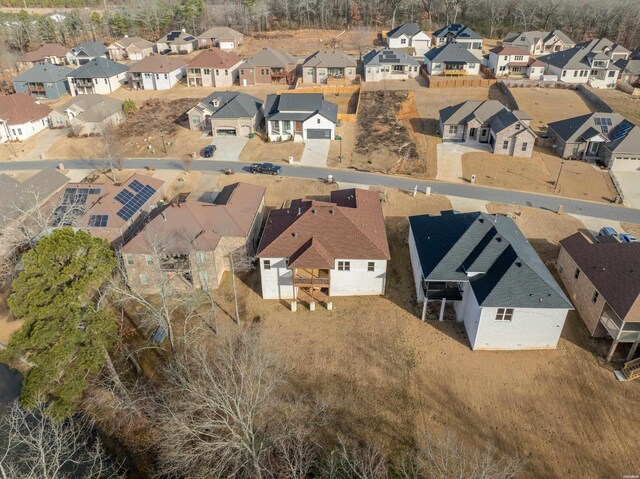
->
[216,69,220,75]
[139,273,148,285]
[164,74,168,79]
[562,70,567,77]
[225,69,228,75]
[338,261,350,271]
[401,38,407,45]
[126,254,134,265]
[192,116,201,125]
[240,69,244,75]
[522,142,528,151]
[104,78,108,84]
[283,120,291,132]
[448,125,458,134]
[468,63,476,68]
[608,70,616,78]
[306,68,314,75]
[263,260,271,270]
[592,291,599,303]
[573,71,578,77]
[515,123,521,130]
[145,255,153,265]
[368,262,375,272]
[574,268,580,279]
[503,140,509,149]
[317,118,321,124]
[495,308,514,321]
[514,55,524,61]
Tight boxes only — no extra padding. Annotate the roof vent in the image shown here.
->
[312,209,317,215]
[297,207,301,216]
[479,218,485,223]
[291,232,297,238]
[329,209,334,214]
[515,261,522,267]
[496,237,502,242]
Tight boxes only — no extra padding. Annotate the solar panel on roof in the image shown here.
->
[594,118,602,125]
[114,189,134,205]
[606,118,612,126]
[115,184,157,221]
[88,188,101,195]
[129,180,145,193]
[611,121,633,141]
[88,214,108,227]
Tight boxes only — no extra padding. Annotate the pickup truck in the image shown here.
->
[249,163,281,175]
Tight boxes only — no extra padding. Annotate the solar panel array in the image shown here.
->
[116,184,157,221]
[129,179,145,193]
[611,121,633,142]
[88,214,108,227]
[114,189,134,205]
[52,187,100,226]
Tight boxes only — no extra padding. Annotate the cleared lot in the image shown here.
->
[510,87,594,134]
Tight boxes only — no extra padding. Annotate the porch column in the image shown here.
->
[627,336,640,362]
[607,326,625,362]
[421,299,428,321]
[439,298,446,322]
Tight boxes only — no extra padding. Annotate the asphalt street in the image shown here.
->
[2,158,640,223]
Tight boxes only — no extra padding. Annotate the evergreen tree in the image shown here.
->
[1,228,117,420]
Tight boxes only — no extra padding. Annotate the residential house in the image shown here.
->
[107,36,155,61]
[386,23,432,56]
[301,51,357,84]
[439,100,536,157]
[186,49,243,87]
[156,30,197,54]
[264,93,337,141]
[256,188,390,302]
[67,58,129,96]
[46,173,165,246]
[614,50,640,85]
[128,55,186,90]
[547,113,640,170]
[502,30,575,55]
[362,48,420,82]
[408,211,572,350]
[15,43,71,72]
[196,26,244,50]
[557,232,640,361]
[70,41,108,65]
[487,46,545,78]
[121,182,265,292]
[431,24,483,57]
[188,91,263,137]
[423,42,481,76]
[538,38,630,88]
[0,94,52,143]
[49,94,124,136]
[238,48,298,86]
[12,63,73,99]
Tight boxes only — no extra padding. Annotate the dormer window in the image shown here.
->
[212,99,220,107]
[515,123,521,131]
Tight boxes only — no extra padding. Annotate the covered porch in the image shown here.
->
[600,304,640,361]
[443,62,469,76]
[420,280,464,321]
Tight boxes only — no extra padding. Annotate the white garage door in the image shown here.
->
[220,41,235,50]
[216,128,237,136]
[611,156,640,172]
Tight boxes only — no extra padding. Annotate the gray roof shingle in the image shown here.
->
[68,57,128,78]
[409,212,572,309]
[71,41,108,58]
[302,51,357,68]
[424,42,480,63]
[387,23,422,38]
[363,48,419,66]
[240,47,297,68]
[548,113,640,154]
[264,93,337,123]
[13,63,73,83]
[195,91,262,119]
[432,23,482,40]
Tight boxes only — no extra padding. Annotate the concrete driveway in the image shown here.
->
[436,142,492,183]
[611,171,640,209]
[300,139,330,167]
[209,136,249,161]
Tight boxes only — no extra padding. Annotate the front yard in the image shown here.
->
[238,137,305,164]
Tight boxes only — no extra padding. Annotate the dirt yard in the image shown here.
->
[205,196,639,479]
[325,90,359,114]
[239,137,305,163]
[462,147,617,203]
[588,86,640,125]
[510,87,594,134]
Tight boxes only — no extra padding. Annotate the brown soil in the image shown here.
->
[239,137,305,163]
[325,91,359,114]
[621,222,640,238]
[587,87,640,125]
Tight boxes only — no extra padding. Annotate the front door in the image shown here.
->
[587,141,600,156]
[469,127,477,139]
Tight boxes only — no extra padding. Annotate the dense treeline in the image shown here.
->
[0,0,98,7]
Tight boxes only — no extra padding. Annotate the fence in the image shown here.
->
[575,84,614,113]
[420,67,497,88]
[277,85,361,122]
[479,65,497,79]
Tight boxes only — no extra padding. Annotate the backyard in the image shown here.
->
[587,86,640,125]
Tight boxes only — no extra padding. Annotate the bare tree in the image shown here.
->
[324,437,389,479]
[0,400,123,479]
[93,111,124,181]
[229,248,255,324]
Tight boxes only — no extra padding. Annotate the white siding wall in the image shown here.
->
[302,113,335,140]
[2,117,48,142]
[387,35,411,49]
[408,225,425,302]
[329,259,387,296]
[364,64,420,82]
[139,68,183,90]
[459,283,482,344]
[411,32,432,56]
[259,257,292,299]
[220,40,235,50]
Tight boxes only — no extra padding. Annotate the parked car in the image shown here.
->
[599,227,618,236]
[250,163,281,175]
[202,145,216,158]
[619,233,639,243]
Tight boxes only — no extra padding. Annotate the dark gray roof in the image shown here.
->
[548,113,640,154]
[68,57,128,78]
[615,58,640,75]
[387,23,422,38]
[158,31,196,44]
[424,42,479,63]
[503,30,574,47]
[194,91,262,119]
[55,94,123,122]
[409,212,572,309]
[440,100,508,125]
[71,41,108,58]
[264,93,337,123]
[539,38,629,70]
[241,48,297,68]
[302,51,357,68]
[363,48,419,66]
[13,63,73,83]
[432,23,481,40]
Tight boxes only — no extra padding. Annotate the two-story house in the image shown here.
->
[431,23,483,57]
[121,182,265,293]
[127,55,186,90]
[264,93,337,141]
[67,58,129,96]
[557,231,640,361]
[239,48,298,86]
[386,23,432,56]
[439,100,536,157]
[107,36,155,61]
[15,43,71,72]
[547,113,640,170]
[156,30,197,54]
[424,42,481,76]
[301,51,357,84]
[409,211,572,350]
[502,30,575,55]
[362,48,420,82]
[256,188,390,307]
[13,63,73,99]
[196,26,244,50]
[0,94,52,143]
[188,91,263,137]
[538,38,630,88]
[70,41,108,65]
[487,46,545,78]
[186,49,243,87]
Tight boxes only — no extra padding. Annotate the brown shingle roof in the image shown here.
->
[0,94,52,125]
[122,182,265,254]
[560,232,640,321]
[257,189,390,262]
[19,43,69,62]
[490,46,530,56]
[187,48,242,69]
[128,54,186,73]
